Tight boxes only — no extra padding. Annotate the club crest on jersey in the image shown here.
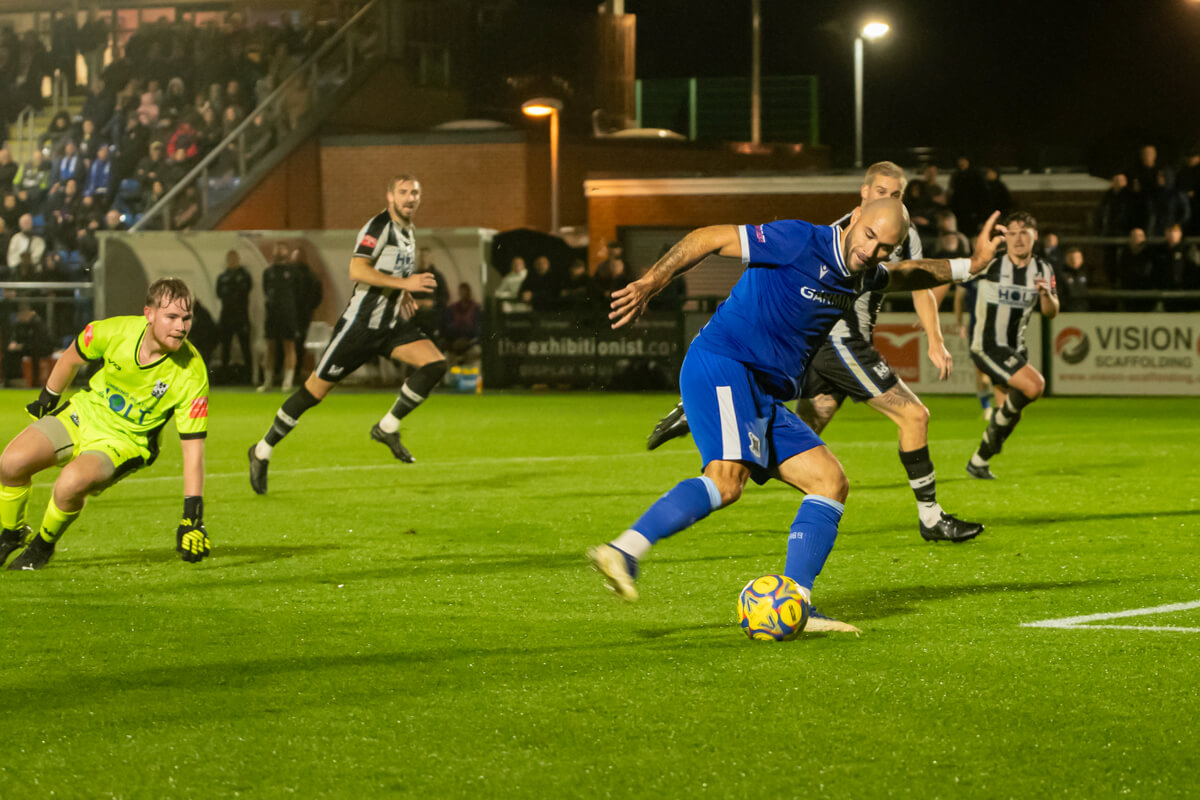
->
[151,380,169,398]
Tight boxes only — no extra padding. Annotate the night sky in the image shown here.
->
[619,0,1200,173]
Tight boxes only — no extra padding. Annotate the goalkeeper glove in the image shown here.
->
[176,496,210,563]
[26,387,62,419]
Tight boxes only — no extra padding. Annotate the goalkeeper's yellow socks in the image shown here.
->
[0,482,32,531]
[38,498,82,544]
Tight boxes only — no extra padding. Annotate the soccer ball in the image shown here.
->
[738,574,810,641]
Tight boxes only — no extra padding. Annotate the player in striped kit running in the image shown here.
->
[248,176,445,494]
[965,211,1059,479]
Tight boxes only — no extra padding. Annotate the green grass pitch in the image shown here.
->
[2,389,1198,797]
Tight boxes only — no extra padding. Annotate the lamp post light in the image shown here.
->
[854,21,889,168]
[522,96,563,233]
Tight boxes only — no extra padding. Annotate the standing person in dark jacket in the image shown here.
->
[289,247,322,387]
[258,242,304,392]
[216,249,252,383]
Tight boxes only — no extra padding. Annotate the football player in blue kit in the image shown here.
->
[587,198,1004,632]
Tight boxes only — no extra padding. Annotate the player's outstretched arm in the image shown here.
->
[610,225,741,329]
[176,438,210,563]
[885,212,1006,292]
[26,342,87,418]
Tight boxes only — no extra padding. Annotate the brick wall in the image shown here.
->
[319,142,533,231]
[215,139,323,231]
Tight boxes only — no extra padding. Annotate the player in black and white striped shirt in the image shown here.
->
[966,211,1059,479]
[247,176,446,494]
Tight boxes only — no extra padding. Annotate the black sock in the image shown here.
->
[388,360,447,420]
[898,446,937,503]
[978,391,1032,459]
[264,386,321,446]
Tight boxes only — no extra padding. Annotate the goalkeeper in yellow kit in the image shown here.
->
[0,278,211,570]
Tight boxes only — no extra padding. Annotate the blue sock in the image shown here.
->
[631,476,722,544]
[977,391,991,410]
[783,495,845,590]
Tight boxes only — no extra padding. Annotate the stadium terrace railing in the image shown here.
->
[0,280,96,343]
[131,0,386,232]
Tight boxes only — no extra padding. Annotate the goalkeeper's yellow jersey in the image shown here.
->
[71,315,209,444]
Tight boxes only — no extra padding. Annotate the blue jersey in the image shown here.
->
[691,220,890,399]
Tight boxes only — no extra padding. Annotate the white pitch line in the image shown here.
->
[1022,600,1200,632]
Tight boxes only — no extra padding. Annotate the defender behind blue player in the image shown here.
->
[587,199,1004,632]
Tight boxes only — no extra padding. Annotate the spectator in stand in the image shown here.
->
[77,118,105,162]
[560,258,592,309]
[47,178,83,251]
[114,114,149,183]
[49,11,78,93]
[166,116,200,162]
[1178,149,1200,236]
[525,255,560,311]
[8,213,45,269]
[494,256,530,313]
[1040,230,1063,271]
[591,254,630,306]
[949,154,989,235]
[51,140,85,192]
[84,143,113,202]
[78,9,109,89]
[904,166,941,245]
[0,218,9,262]
[0,193,24,232]
[933,209,971,255]
[163,145,193,189]
[195,105,223,154]
[216,249,253,383]
[1157,223,1200,311]
[136,141,168,187]
[136,88,160,127]
[16,149,50,210]
[82,78,116,132]
[1056,247,1090,312]
[983,167,1012,216]
[1129,144,1182,235]
[1095,173,1135,236]
[411,246,448,339]
[443,282,482,367]
[1117,227,1155,310]
[13,32,48,113]
[39,112,73,159]
[0,147,17,189]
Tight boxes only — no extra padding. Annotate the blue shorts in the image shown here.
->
[680,347,824,485]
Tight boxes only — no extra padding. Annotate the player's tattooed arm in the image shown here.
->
[609,225,741,329]
[885,211,1006,292]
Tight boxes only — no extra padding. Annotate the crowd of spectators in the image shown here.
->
[493,241,686,317]
[0,10,347,380]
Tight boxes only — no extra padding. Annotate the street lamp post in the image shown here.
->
[522,97,563,233]
[854,21,889,169]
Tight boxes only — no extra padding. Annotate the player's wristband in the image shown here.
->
[183,496,204,524]
[949,258,972,283]
[39,386,61,405]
